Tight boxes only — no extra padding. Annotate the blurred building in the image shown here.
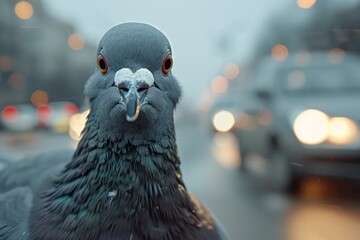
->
[0,0,96,108]
[254,0,360,59]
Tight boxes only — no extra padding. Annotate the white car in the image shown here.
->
[1,104,38,131]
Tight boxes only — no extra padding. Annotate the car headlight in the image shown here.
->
[328,117,359,145]
[293,109,330,145]
[212,110,235,132]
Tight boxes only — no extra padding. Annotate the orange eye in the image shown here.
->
[162,54,173,75]
[97,54,108,74]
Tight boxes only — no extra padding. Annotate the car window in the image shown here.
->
[281,65,360,92]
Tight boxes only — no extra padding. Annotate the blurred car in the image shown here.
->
[209,66,255,133]
[232,51,360,191]
[38,101,79,132]
[1,104,38,131]
[1,101,79,133]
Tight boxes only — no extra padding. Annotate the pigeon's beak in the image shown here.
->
[119,84,149,122]
[114,68,154,122]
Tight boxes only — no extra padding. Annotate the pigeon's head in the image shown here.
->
[84,23,181,136]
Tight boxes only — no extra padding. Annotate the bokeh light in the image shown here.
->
[212,110,235,132]
[68,33,85,51]
[293,109,329,145]
[327,48,346,64]
[223,63,240,80]
[31,90,49,107]
[1,106,19,123]
[0,56,14,72]
[211,76,228,94]
[296,0,317,9]
[8,73,25,89]
[37,104,52,122]
[271,44,289,62]
[69,109,90,141]
[63,103,79,117]
[14,1,34,20]
[328,117,359,145]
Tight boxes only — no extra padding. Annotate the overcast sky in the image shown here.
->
[43,0,287,103]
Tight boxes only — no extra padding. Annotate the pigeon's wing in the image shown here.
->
[0,148,73,193]
[0,187,33,240]
[0,151,19,174]
[0,149,73,239]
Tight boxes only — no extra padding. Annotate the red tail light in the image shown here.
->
[2,106,19,122]
[63,103,78,116]
[37,104,52,121]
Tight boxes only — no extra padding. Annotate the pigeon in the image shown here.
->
[0,22,228,240]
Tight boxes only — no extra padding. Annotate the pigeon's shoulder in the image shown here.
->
[0,151,19,173]
[0,187,32,240]
[0,148,73,193]
[0,149,73,240]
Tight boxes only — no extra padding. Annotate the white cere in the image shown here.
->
[114,68,154,87]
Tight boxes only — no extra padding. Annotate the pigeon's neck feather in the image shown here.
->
[61,119,186,206]
[29,120,202,239]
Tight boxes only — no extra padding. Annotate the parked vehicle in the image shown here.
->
[1,101,79,133]
[1,104,38,131]
[232,51,360,191]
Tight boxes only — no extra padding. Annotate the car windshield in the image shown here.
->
[280,65,360,92]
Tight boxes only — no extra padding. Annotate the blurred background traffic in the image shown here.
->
[1,0,360,239]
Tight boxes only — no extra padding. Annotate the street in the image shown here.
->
[1,122,360,240]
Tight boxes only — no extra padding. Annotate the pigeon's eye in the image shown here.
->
[97,54,108,74]
[162,54,173,75]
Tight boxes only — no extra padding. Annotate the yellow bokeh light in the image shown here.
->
[223,63,240,80]
[297,0,317,9]
[14,1,34,20]
[327,48,346,64]
[31,90,49,107]
[52,119,71,133]
[69,110,89,141]
[271,44,289,62]
[293,109,329,145]
[328,117,358,145]
[212,110,235,132]
[211,76,228,94]
[68,33,85,51]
